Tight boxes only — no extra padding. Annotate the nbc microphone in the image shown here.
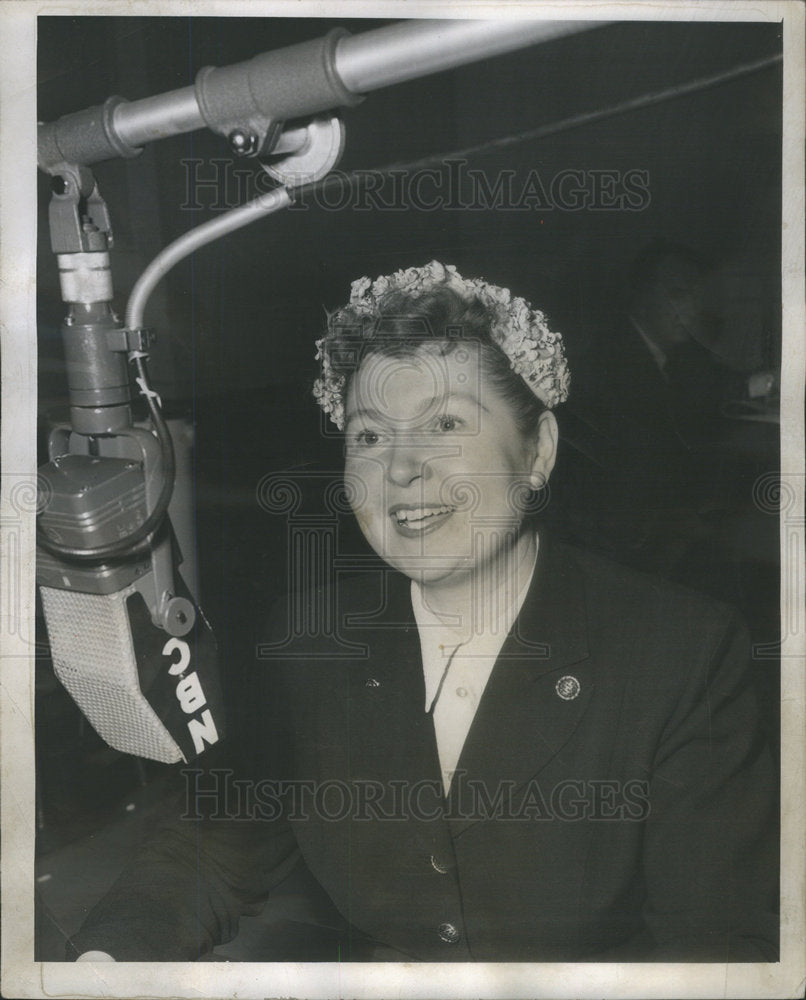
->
[36,172,224,765]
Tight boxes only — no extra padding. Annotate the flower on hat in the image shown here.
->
[313,261,570,429]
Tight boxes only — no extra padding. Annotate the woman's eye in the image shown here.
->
[354,428,382,446]
[437,415,461,432]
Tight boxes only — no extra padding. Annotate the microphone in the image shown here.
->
[37,434,225,766]
[37,176,224,765]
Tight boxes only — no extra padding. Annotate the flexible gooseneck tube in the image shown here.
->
[125,185,292,331]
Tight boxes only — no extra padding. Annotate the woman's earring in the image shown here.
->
[530,472,551,514]
[512,475,550,515]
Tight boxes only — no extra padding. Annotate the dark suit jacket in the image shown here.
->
[71,536,778,962]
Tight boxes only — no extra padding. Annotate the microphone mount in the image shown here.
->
[38,159,193,638]
[37,20,604,172]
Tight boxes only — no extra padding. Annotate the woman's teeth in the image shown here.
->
[394,505,454,527]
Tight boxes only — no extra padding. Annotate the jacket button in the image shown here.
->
[438,922,460,944]
[430,854,449,874]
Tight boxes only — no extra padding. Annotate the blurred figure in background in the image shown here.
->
[564,240,778,601]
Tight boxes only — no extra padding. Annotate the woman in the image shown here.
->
[71,262,777,962]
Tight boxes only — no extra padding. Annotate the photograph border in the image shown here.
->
[2,1,804,997]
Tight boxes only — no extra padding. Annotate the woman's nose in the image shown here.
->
[385,440,428,487]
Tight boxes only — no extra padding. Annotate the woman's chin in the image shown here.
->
[378,557,476,589]
[365,532,525,587]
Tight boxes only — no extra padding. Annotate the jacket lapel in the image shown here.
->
[446,534,594,836]
[328,537,595,833]
[337,568,443,789]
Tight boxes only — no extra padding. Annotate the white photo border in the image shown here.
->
[2,1,803,997]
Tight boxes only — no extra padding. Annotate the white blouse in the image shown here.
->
[411,537,538,794]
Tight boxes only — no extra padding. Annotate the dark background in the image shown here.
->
[35,14,782,957]
[38,16,783,406]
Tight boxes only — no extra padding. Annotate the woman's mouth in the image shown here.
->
[389,504,456,536]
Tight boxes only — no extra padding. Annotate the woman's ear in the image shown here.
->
[528,410,558,489]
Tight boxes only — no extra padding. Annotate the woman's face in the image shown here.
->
[343,343,557,590]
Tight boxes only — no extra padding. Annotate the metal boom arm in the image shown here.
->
[38,19,603,171]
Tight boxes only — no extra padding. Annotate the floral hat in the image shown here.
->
[314,260,571,430]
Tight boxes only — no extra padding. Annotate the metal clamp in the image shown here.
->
[107,327,155,354]
[48,164,114,255]
[260,113,346,187]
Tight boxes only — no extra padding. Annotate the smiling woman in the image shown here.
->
[334,286,558,637]
[68,261,779,963]
[344,346,556,595]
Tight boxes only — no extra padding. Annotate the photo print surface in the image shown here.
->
[2,4,803,999]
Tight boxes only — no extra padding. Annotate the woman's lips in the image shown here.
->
[389,504,455,537]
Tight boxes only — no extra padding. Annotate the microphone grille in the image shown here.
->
[40,585,184,763]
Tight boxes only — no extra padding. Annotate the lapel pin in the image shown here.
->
[365,677,380,688]
[555,675,581,701]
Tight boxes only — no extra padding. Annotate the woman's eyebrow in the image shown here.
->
[346,392,489,426]
[344,406,382,426]
[443,391,490,414]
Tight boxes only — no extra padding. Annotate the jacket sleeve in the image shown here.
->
[67,797,301,961]
[641,612,779,960]
[68,609,301,962]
